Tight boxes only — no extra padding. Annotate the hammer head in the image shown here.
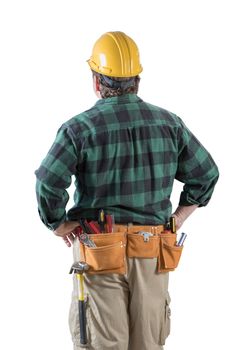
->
[69,261,89,274]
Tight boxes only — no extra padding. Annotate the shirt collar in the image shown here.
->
[95,94,143,106]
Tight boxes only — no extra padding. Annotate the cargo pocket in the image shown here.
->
[79,232,126,275]
[159,292,171,345]
[127,233,159,258]
[157,233,183,273]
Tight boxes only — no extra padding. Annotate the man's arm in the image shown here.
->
[172,118,219,228]
[35,125,80,246]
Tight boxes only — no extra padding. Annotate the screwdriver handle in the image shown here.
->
[170,216,176,233]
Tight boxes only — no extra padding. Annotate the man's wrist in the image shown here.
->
[172,204,198,227]
[54,221,80,236]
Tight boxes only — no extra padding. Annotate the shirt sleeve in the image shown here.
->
[35,125,78,230]
[175,118,219,207]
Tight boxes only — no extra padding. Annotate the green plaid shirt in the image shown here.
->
[35,94,219,230]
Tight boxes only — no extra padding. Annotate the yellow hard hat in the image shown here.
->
[87,31,143,78]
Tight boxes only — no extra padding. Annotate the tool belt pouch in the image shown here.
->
[79,232,126,275]
[157,233,183,273]
[127,233,159,258]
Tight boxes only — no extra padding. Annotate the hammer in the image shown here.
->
[69,262,89,345]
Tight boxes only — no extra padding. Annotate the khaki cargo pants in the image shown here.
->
[69,239,171,350]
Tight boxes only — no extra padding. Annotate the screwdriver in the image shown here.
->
[98,209,105,233]
[106,214,115,233]
[170,216,176,234]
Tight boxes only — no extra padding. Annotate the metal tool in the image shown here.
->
[78,219,97,247]
[176,232,187,246]
[69,261,89,274]
[138,231,154,242]
[69,262,89,345]
[79,232,96,247]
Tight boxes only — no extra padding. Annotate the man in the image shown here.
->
[35,31,219,350]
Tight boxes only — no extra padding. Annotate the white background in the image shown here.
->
[0,0,248,349]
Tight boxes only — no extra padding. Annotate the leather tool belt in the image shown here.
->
[79,224,183,275]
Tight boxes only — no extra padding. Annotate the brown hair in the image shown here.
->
[93,71,140,98]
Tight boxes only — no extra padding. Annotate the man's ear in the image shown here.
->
[93,74,102,98]
[94,75,100,92]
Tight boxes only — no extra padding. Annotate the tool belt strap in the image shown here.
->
[115,224,165,235]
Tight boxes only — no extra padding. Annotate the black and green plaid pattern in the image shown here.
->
[35,94,219,230]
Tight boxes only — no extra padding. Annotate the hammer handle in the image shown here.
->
[78,300,87,345]
[77,273,87,345]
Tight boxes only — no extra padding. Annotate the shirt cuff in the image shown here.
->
[179,191,205,207]
[38,209,67,231]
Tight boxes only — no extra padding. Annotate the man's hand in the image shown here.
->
[54,221,80,247]
[172,204,198,230]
